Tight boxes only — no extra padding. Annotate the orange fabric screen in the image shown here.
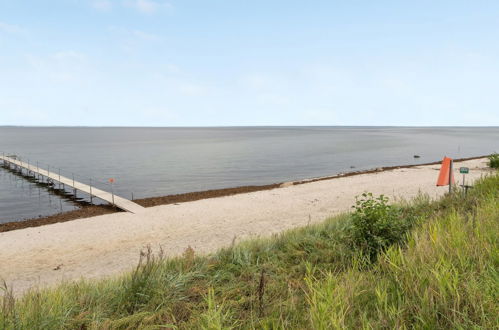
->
[436,156,455,186]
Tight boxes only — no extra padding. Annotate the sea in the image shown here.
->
[0,126,498,223]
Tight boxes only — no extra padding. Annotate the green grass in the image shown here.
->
[305,186,499,328]
[1,174,498,329]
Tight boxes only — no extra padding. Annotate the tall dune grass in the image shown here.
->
[306,189,498,329]
[1,174,497,329]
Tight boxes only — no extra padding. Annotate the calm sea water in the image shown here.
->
[0,126,498,223]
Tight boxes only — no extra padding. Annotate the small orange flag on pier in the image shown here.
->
[436,157,455,186]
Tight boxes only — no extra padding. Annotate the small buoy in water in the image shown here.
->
[413,155,420,158]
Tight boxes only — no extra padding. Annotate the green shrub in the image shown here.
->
[348,193,409,261]
[488,153,499,169]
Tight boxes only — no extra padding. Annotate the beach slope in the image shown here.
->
[0,158,492,295]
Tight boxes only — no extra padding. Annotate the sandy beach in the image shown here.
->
[0,157,493,296]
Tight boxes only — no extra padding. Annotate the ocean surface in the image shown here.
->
[0,126,498,223]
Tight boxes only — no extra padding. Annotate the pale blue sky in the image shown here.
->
[0,0,498,126]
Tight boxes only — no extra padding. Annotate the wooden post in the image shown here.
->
[89,178,93,203]
[448,159,453,193]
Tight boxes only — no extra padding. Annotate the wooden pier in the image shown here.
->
[0,155,145,214]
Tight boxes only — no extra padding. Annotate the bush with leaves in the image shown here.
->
[488,153,499,169]
[348,193,409,261]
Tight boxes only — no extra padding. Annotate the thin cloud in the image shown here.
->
[92,0,113,11]
[176,82,207,96]
[0,21,26,35]
[90,0,171,13]
[25,50,89,83]
[132,29,161,41]
[108,26,162,45]
[124,0,172,14]
[52,50,87,62]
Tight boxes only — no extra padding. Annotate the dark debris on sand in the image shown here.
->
[0,155,487,233]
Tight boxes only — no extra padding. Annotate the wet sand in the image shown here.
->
[0,157,494,296]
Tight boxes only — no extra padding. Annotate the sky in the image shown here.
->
[0,0,498,126]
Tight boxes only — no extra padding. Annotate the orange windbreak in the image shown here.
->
[436,156,455,186]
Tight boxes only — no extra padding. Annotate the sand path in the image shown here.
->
[0,158,493,295]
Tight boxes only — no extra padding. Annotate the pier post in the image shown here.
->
[89,178,93,203]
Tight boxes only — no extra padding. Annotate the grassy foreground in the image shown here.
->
[1,175,498,329]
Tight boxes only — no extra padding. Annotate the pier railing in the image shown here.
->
[0,152,144,213]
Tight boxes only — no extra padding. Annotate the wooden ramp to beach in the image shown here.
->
[0,155,145,214]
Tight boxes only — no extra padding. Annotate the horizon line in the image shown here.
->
[1,125,499,129]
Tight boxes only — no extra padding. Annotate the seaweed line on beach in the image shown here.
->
[0,154,488,233]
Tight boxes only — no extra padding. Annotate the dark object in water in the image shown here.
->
[350,165,355,169]
[413,155,420,158]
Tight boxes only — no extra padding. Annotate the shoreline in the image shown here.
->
[0,154,490,233]
[0,157,493,295]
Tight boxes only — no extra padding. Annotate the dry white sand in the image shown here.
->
[0,158,493,295]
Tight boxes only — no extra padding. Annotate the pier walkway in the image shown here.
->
[0,155,145,214]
